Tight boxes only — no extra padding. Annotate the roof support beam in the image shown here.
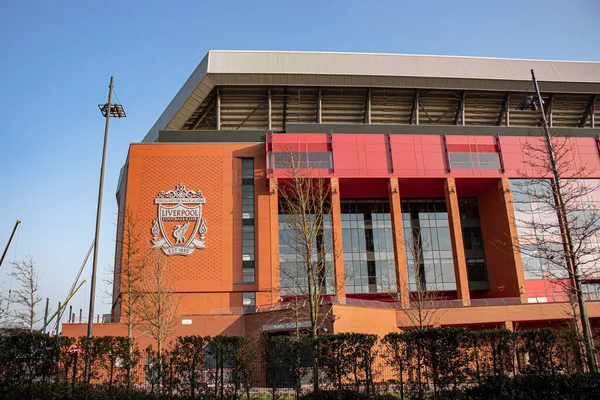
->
[216,87,221,130]
[191,95,217,130]
[434,101,459,124]
[283,87,288,131]
[580,95,597,127]
[461,91,466,125]
[454,91,465,125]
[410,89,419,125]
[267,87,272,130]
[317,87,322,124]
[419,99,434,123]
[365,88,372,124]
[547,94,554,127]
[235,97,267,130]
[593,96,597,128]
[498,93,510,126]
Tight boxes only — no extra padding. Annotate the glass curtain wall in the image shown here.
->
[279,200,334,296]
[402,199,456,292]
[341,200,396,294]
[510,179,565,280]
[511,178,600,281]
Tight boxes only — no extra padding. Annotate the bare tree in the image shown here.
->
[138,252,180,391]
[0,285,11,328]
[275,150,344,392]
[112,208,146,338]
[511,130,600,372]
[9,256,43,332]
[276,150,342,339]
[399,227,446,329]
[105,207,146,386]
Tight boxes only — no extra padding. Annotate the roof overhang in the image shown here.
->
[143,51,600,142]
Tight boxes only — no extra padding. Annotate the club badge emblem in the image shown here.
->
[151,184,207,256]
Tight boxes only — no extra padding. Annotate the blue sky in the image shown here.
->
[0,0,598,327]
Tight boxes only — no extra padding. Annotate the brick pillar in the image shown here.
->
[479,178,527,301]
[330,178,346,302]
[504,321,514,331]
[389,178,409,306]
[268,178,280,305]
[445,178,470,304]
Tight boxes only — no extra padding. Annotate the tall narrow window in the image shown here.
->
[242,159,255,283]
[459,198,489,290]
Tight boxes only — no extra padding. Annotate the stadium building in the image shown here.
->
[64,51,600,340]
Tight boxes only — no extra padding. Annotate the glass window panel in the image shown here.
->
[402,199,457,292]
[242,292,255,307]
[510,178,574,281]
[341,200,395,294]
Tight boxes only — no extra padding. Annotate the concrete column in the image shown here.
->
[445,178,471,304]
[268,178,280,305]
[389,178,409,306]
[504,320,514,331]
[330,178,346,302]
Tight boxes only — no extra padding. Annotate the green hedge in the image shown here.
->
[0,327,597,399]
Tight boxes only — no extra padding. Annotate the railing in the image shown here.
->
[207,291,600,315]
[65,292,600,324]
[62,315,120,324]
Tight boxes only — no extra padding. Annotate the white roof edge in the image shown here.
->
[142,53,210,142]
[206,49,600,64]
[205,50,600,83]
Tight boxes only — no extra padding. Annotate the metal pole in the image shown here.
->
[57,241,94,326]
[0,220,21,268]
[84,76,114,385]
[531,69,598,372]
[42,298,49,334]
[55,301,61,334]
[79,308,82,323]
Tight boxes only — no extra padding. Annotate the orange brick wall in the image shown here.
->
[333,305,399,335]
[118,143,273,315]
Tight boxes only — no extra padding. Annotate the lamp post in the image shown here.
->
[524,69,598,372]
[84,76,126,385]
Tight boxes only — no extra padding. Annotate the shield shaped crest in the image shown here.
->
[151,184,207,256]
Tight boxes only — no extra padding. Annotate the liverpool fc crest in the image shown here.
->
[151,184,207,256]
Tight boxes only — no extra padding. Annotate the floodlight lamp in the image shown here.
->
[98,103,127,118]
[515,96,543,111]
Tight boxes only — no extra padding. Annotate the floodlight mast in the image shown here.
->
[0,220,21,268]
[84,76,126,386]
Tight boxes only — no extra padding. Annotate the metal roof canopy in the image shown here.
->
[143,51,600,143]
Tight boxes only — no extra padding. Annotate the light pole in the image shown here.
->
[84,76,126,385]
[525,69,598,372]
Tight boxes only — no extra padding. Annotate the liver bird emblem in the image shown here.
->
[173,222,189,245]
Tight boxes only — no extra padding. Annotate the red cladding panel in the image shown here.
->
[268,134,600,179]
